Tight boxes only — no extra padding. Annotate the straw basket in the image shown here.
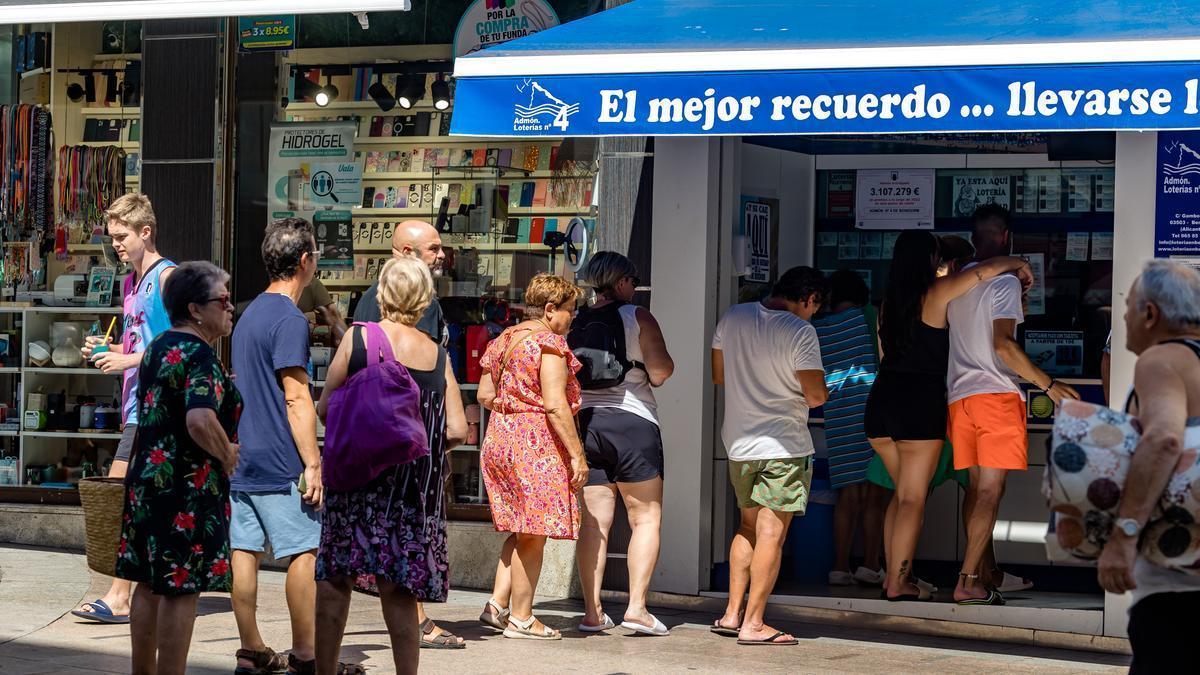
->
[77,476,126,576]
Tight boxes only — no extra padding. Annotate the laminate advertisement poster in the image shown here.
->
[268,121,363,234]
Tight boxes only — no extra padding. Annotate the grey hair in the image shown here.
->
[162,261,230,327]
[1137,259,1200,329]
[584,250,639,293]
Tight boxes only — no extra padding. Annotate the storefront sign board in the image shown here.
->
[453,61,1200,137]
[1023,330,1084,376]
[1155,130,1200,257]
[268,122,363,241]
[855,169,934,230]
[951,174,1009,217]
[740,196,777,284]
[238,16,294,52]
[454,0,559,58]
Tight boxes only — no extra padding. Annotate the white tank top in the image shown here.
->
[580,303,659,425]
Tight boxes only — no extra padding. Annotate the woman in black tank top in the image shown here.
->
[864,230,1032,601]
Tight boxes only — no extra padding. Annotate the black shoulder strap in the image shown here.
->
[1126,338,1200,413]
[348,325,368,376]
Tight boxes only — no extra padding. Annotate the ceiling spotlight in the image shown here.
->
[368,72,395,112]
[397,74,425,110]
[431,74,450,111]
[315,75,338,107]
[293,72,322,102]
[104,72,119,104]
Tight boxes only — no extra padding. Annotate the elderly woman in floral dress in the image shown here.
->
[115,262,241,675]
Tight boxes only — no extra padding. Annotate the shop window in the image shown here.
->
[814,166,1113,381]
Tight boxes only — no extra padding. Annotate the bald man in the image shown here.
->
[353,219,446,343]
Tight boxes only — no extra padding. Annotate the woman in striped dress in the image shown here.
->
[813,270,890,587]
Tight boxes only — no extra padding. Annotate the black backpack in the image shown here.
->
[568,302,644,390]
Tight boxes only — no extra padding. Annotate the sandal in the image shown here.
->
[956,589,1007,606]
[285,654,365,675]
[737,631,798,646]
[503,614,562,640]
[479,598,510,631]
[710,612,743,637]
[420,618,466,649]
[70,599,130,624]
[234,647,288,675]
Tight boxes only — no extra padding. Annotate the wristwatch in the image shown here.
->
[1116,518,1142,538]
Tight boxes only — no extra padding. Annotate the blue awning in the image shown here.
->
[450,0,1200,137]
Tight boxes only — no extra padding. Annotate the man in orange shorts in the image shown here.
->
[946,205,1079,605]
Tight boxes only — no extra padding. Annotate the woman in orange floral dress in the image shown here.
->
[475,274,588,641]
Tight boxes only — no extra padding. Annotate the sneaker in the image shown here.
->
[828,570,854,586]
[852,566,885,586]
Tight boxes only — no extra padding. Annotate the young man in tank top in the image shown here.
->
[73,193,176,624]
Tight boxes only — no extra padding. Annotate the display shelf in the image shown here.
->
[79,106,140,116]
[362,170,577,181]
[319,279,373,288]
[19,67,49,80]
[452,444,480,452]
[94,53,141,61]
[25,306,122,314]
[353,136,495,146]
[0,429,19,437]
[354,242,548,253]
[0,367,18,374]
[79,141,139,149]
[24,430,122,440]
[459,384,479,390]
[67,244,107,254]
[353,207,586,217]
[25,367,117,376]
[286,101,451,113]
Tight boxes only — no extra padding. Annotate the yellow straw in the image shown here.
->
[102,316,117,345]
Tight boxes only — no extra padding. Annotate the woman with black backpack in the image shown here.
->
[570,251,676,636]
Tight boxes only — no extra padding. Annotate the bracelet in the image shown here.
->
[1043,379,1057,393]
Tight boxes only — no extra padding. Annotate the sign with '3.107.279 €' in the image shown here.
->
[452,61,1200,137]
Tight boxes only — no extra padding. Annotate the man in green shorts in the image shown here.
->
[710,267,828,646]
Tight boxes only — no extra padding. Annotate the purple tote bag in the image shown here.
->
[323,322,429,491]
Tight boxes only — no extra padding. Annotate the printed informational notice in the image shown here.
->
[1064,170,1093,213]
[855,169,934,229]
[1024,330,1085,376]
[268,121,362,231]
[1094,169,1115,212]
[860,232,882,259]
[1066,232,1090,261]
[838,232,860,259]
[951,174,1009,216]
[741,196,777,283]
[827,171,855,218]
[817,232,838,247]
[1091,232,1114,260]
[1015,174,1038,213]
[1025,253,1046,315]
[1036,171,1062,213]
[1155,130,1200,257]
[882,232,900,259]
[454,0,559,57]
[313,211,353,270]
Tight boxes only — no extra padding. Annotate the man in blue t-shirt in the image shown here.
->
[230,217,326,674]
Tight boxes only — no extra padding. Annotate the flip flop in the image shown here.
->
[737,631,798,646]
[578,613,614,633]
[621,615,669,636]
[419,618,466,649]
[710,619,741,637]
[956,589,1006,606]
[70,599,130,624]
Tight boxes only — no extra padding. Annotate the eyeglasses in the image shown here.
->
[204,294,232,308]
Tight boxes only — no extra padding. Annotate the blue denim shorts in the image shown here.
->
[230,483,321,559]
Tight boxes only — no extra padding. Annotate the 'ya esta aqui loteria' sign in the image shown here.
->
[452,61,1200,137]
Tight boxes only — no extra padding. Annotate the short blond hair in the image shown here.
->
[377,256,433,326]
[105,193,157,235]
[524,273,583,318]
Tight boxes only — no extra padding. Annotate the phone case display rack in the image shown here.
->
[285,52,597,518]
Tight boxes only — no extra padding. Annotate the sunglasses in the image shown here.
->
[203,293,232,308]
